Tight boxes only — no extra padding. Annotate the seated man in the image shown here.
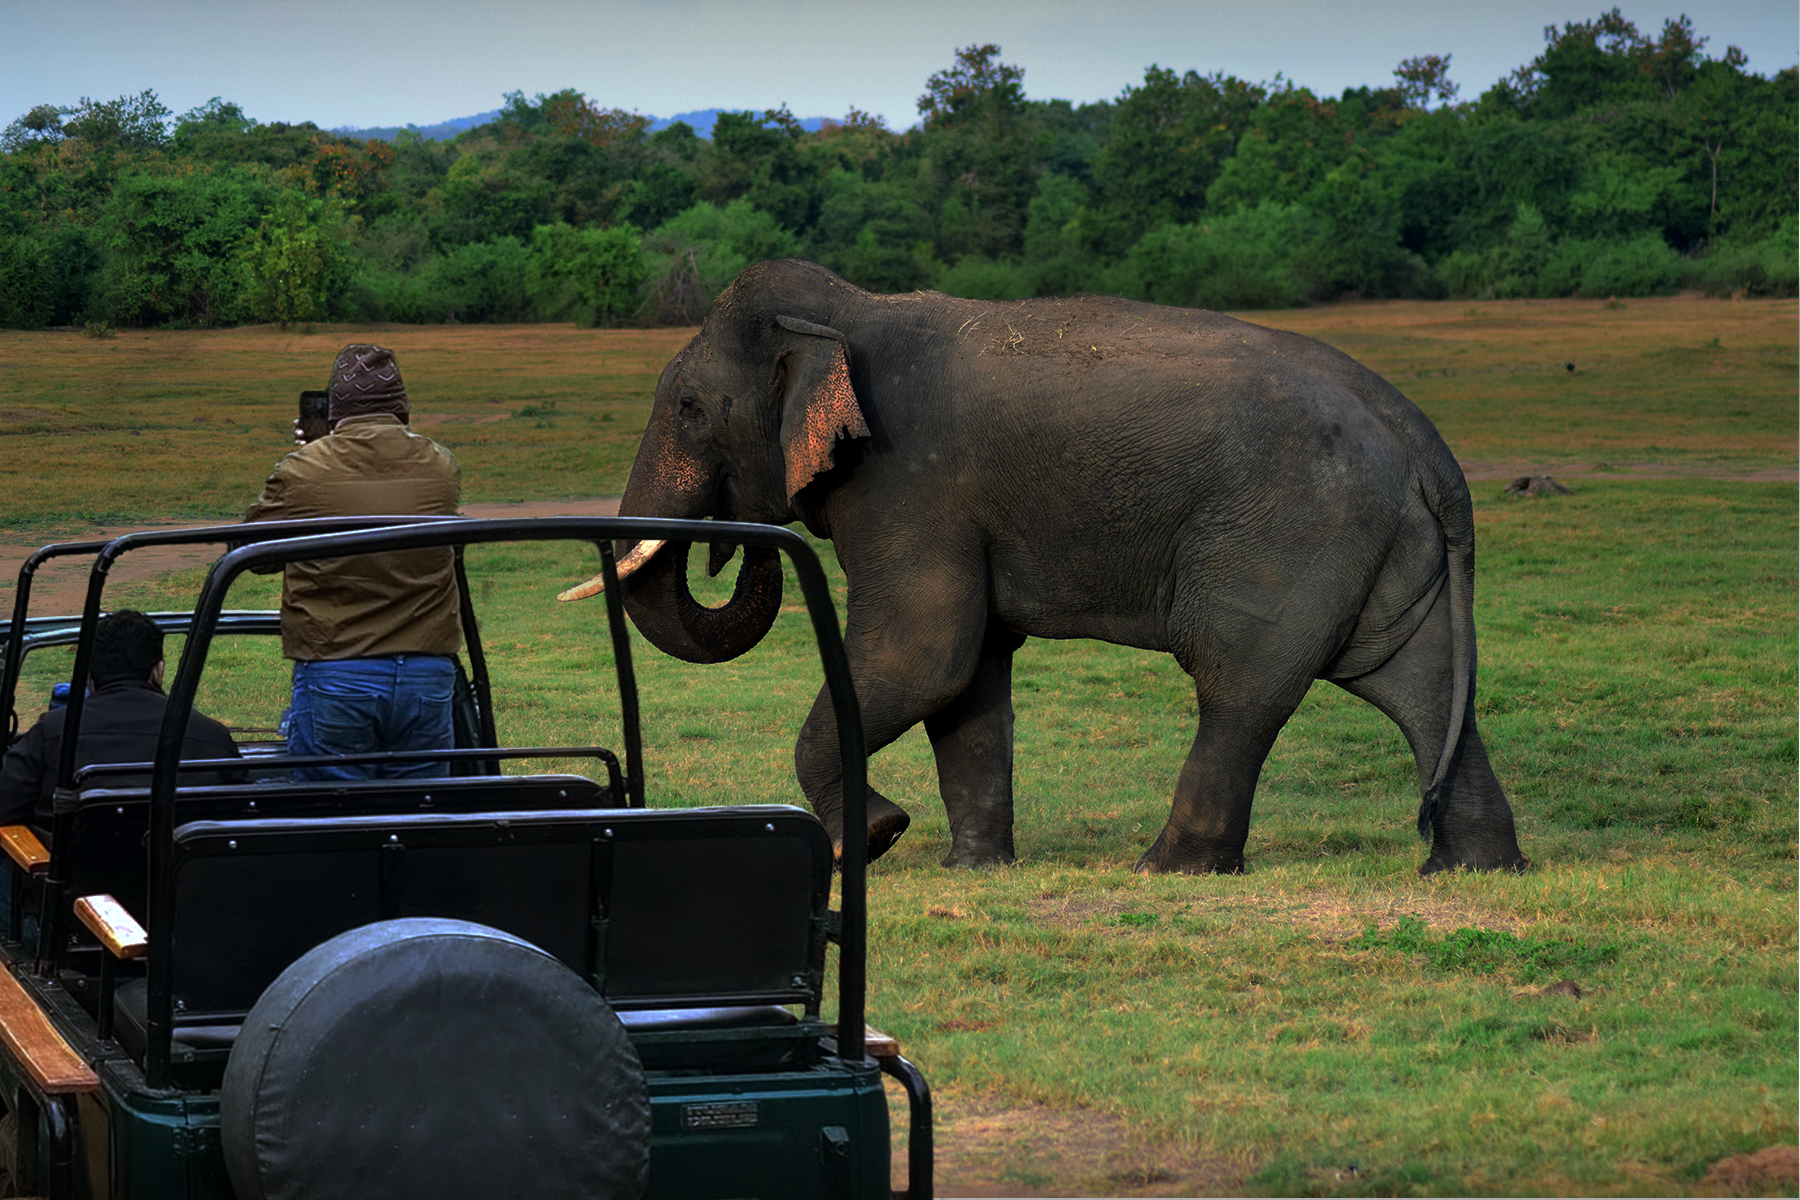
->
[0,610,244,835]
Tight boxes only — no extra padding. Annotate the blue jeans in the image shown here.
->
[287,655,457,782]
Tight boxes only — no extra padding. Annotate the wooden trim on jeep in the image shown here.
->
[74,894,148,960]
[0,826,49,878]
[0,968,98,1094]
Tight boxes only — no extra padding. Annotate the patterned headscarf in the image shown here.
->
[327,344,409,424]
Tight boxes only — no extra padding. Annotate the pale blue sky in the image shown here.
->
[2,0,1793,133]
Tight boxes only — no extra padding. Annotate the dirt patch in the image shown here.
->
[913,1090,1248,1198]
[1023,886,1523,940]
[408,413,513,428]
[0,499,621,616]
[1701,1145,1799,1196]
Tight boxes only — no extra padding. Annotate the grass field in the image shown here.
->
[2,296,1794,1196]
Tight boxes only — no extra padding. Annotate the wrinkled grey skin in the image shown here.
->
[608,259,1527,876]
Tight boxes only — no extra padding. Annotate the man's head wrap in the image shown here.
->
[327,344,409,424]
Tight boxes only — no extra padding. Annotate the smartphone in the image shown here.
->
[297,390,330,444]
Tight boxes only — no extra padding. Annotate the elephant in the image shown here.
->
[561,258,1528,877]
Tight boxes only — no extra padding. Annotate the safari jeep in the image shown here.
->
[0,516,931,1199]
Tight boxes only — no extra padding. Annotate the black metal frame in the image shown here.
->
[880,1053,935,1199]
[73,746,626,800]
[142,517,871,1089]
[2,517,483,748]
[6,613,279,743]
[3,518,495,983]
[42,517,474,801]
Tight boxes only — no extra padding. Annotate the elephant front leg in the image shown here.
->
[926,624,1024,868]
[794,596,997,863]
[794,687,915,863]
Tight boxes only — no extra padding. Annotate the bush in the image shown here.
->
[355,237,533,323]
[932,254,1034,300]
[1435,248,1491,299]
[1682,216,1800,297]
[1538,233,1682,297]
[91,168,274,326]
[1436,202,1554,299]
[645,200,796,298]
[807,175,934,294]
[638,245,715,325]
[1114,201,1322,309]
[529,223,647,326]
[237,190,355,328]
[0,233,52,328]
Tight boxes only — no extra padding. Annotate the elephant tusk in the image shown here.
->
[556,538,668,602]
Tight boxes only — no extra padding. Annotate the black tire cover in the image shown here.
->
[221,918,649,1200]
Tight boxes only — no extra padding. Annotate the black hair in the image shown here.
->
[91,610,164,687]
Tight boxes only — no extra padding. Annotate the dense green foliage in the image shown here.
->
[2,11,1793,329]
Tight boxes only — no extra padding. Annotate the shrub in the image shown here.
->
[637,245,715,326]
[1682,216,1800,297]
[528,223,647,326]
[1435,203,1555,299]
[0,233,53,328]
[645,200,796,298]
[355,237,533,324]
[1538,233,1682,297]
[807,174,934,294]
[91,168,273,326]
[1114,201,1321,310]
[237,190,354,328]
[932,254,1034,300]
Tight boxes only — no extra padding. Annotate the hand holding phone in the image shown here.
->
[297,390,330,444]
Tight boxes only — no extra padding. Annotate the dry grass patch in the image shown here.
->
[907,1088,1249,1198]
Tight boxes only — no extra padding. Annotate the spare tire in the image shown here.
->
[221,918,648,1200]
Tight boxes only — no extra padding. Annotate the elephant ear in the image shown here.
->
[774,315,870,502]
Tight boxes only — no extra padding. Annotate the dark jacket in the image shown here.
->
[0,681,244,831]
[242,413,463,660]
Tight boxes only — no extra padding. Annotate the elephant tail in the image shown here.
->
[1417,453,1478,839]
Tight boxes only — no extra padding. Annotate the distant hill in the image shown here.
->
[333,110,502,142]
[335,107,829,142]
[649,109,831,137]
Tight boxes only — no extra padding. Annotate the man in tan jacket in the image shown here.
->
[244,345,462,781]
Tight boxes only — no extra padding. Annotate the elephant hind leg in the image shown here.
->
[1334,585,1528,874]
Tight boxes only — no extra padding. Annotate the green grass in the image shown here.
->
[2,304,1794,1194]
[0,323,685,525]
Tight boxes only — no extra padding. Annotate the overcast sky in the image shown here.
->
[2,0,1794,134]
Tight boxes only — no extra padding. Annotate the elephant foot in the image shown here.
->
[868,800,911,862]
[829,792,912,865]
[940,845,1016,870]
[1133,845,1245,876]
[1417,848,1531,876]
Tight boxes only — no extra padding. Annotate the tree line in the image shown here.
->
[1,8,1793,331]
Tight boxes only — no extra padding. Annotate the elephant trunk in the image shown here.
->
[558,413,782,664]
[616,538,782,665]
